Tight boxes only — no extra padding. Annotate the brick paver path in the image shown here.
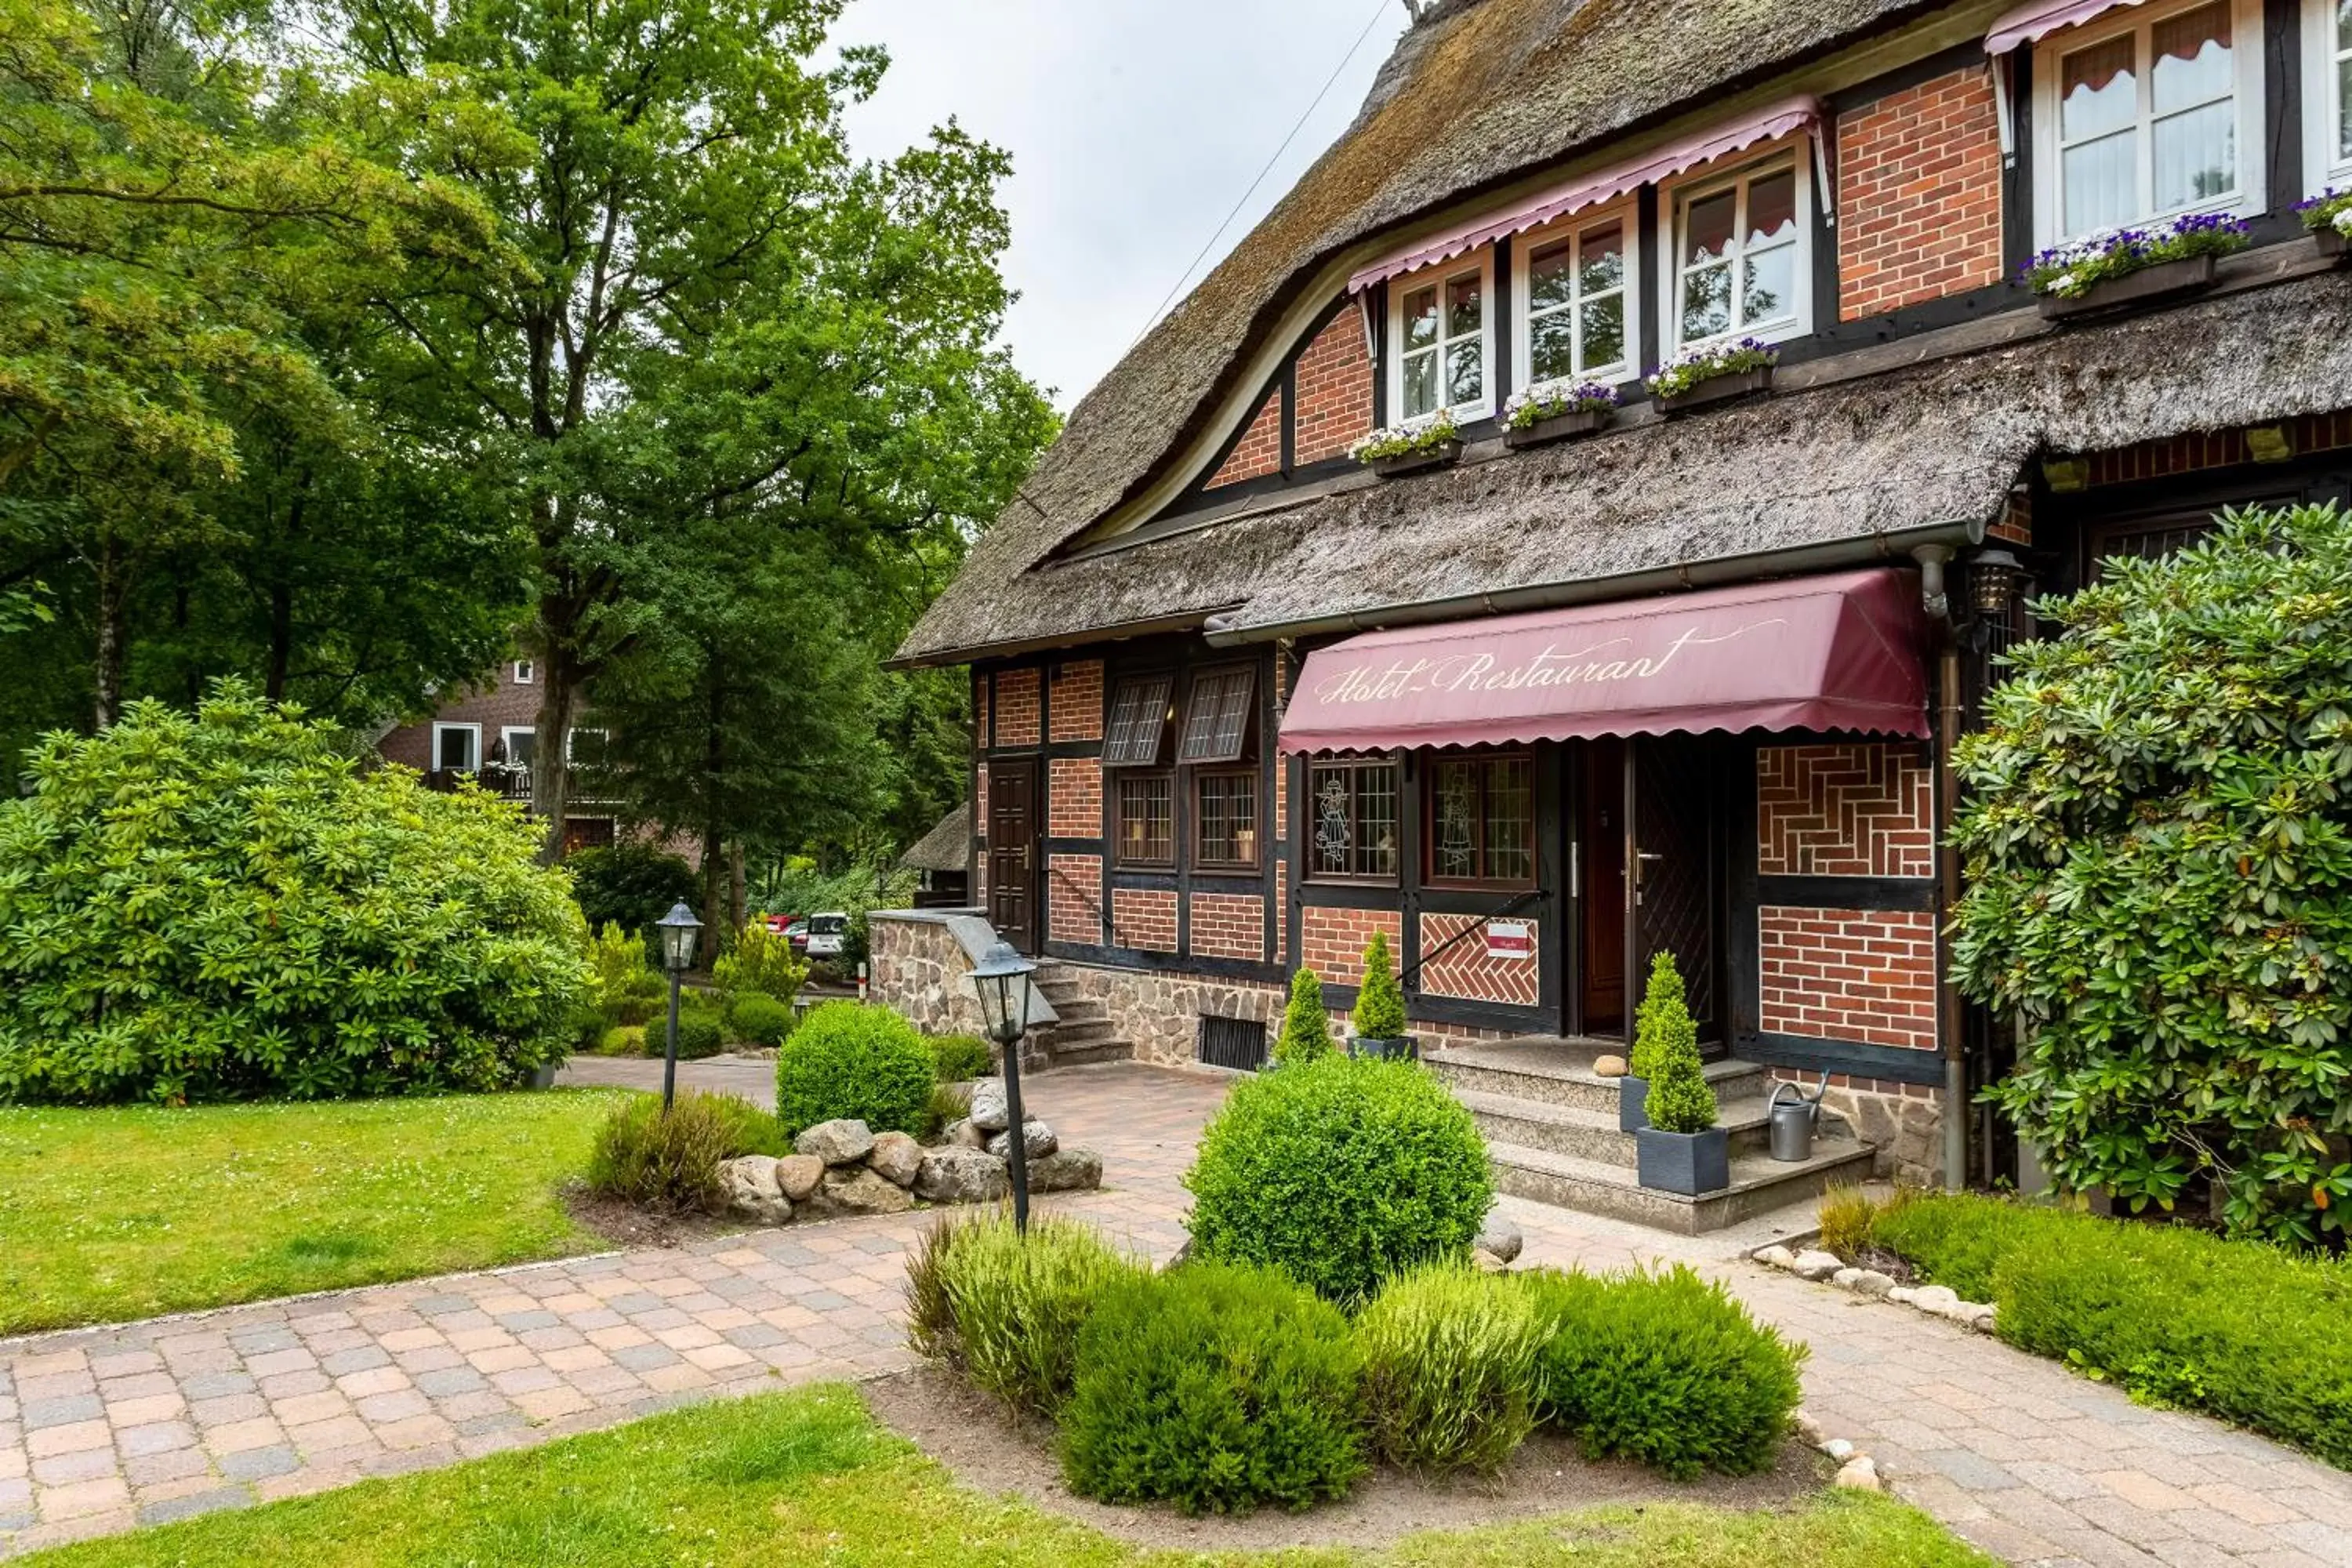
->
[4,1061,2348,1566]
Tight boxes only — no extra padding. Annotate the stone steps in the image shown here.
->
[1451,1086,1785,1163]
[1425,1039,1762,1116]
[1029,962,1134,1070]
[1485,1138,1878,1234]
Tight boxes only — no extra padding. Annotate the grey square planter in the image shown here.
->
[2318,227,2348,265]
[1350,1034,1419,1062]
[1654,365,1772,415]
[1503,407,1611,449]
[1635,1125,1730,1196]
[1617,1074,1650,1133]
[2038,252,2217,321]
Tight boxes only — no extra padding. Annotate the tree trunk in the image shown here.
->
[699,827,727,967]
[92,536,125,731]
[531,644,579,866]
[264,580,292,704]
[728,840,747,932]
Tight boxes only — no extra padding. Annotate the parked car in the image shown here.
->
[803,912,848,960]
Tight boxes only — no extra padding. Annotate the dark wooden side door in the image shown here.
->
[986,758,1040,953]
[1631,732,1722,1046]
[1578,737,1628,1036]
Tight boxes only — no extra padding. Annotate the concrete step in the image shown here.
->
[1425,1041,1762,1116]
[1044,1040,1134,1069]
[1040,1018,1122,1048]
[1485,1138,1877,1235]
[1454,1087,1807,1164]
[1045,997,1109,1025]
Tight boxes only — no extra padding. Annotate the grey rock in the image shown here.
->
[1832,1455,1882,1492]
[795,1119,875,1167]
[1831,1267,1864,1289]
[1753,1244,1797,1270]
[913,1147,1011,1203]
[1886,1286,1918,1306]
[1161,1239,1192,1272]
[1792,1409,1824,1444]
[1477,1225,1523,1264]
[967,1078,1011,1134]
[866,1131,924,1187]
[1821,1437,1856,1462]
[1911,1284,1962,1316]
[1472,1248,1508,1273]
[987,1120,1059,1160]
[719,1156,791,1225]
[821,1165,915,1215]
[1964,1303,1998,1333]
[1026,1146,1102,1193]
[944,1118,986,1150]
[774,1154,825,1201]
[1791,1249,1844,1280]
[1851,1269,1897,1299]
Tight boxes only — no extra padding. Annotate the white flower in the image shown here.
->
[2336,208,2352,237]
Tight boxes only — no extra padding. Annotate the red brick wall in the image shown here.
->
[994,667,1040,749]
[1049,659,1104,742]
[1112,887,1179,953]
[1299,904,1403,987]
[1190,892,1266,962]
[1048,757,1102,839]
[1292,310,1374,465]
[1759,906,1939,1051]
[1417,913,1541,1007]
[2074,412,2352,488]
[1048,854,1101,946]
[1206,389,1283,488]
[1836,66,2003,321]
[1757,744,1934,878]
[377,662,541,771]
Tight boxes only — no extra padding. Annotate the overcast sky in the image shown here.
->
[834,0,1403,410]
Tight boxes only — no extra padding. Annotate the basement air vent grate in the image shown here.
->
[1197,1014,1269,1073]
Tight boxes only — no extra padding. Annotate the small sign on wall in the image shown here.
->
[1486,920,1534,961]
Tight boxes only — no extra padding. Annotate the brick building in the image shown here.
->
[872,0,2352,1221]
[376,658,623,855]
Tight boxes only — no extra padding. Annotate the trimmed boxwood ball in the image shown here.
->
[1184,1054,1491,1307]
[1061,1259,1366,1514]
[674,1005,726,1060]
[926,1033,994,1083]
[1520,1264,1805,1479]
[728,992,795,1049]
[1355,1261,1544,1472]
[775,1000,936,1138]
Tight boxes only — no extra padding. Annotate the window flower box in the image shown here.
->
[2026,212,2249,321]
[1351,410,1462,478]
[1646,339,1777,416]
[2296,191,2352,264]
[1501,378,1617,449]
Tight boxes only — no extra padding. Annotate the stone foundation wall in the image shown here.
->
[1772,1068,1947,1187]
[1051,962,1287,1067]
[869,910,990,1037]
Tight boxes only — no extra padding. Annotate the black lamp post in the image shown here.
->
[655,901,702,1112]
[970,940,1039,1234]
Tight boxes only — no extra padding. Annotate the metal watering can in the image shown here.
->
[1768,1076,1830,1163]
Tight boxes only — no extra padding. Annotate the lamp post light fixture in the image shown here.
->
[970,940,1039,1235]
[655,902,703,1112]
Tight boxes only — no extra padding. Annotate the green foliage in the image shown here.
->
[926,1033,994,1083]
[673,1004,727,1061]
[1635,954,1715,1134]
[1184,1054,1492,1307]
[701,1092,789,1160]
[1272,967,1334,1066]
[728,993,795,1050]
[1817,1182,1921,1262]
[1523,1265,1806,1480]
[586,1093,750,1214]
[1951,506,2352,1243]
[921,1080,972,1142]
[775,1001,936,1138]
[568,845,700,955]
[1351,931,1407,1042]
[596,1025,648,1058]
[1860,1192,2352,1461]
[0,686,586,1104]
[1355,1262,1544,1473]
[712,920,809,1011]
[588,923,666,1026]
[1061,1260,1367,1515]
[920,1210,1143,1414]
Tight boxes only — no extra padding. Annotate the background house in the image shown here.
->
[375,658,622,855]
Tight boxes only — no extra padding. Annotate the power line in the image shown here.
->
[1127,0,1394,350]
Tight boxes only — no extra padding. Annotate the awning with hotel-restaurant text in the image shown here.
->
[1276,568,1931,755]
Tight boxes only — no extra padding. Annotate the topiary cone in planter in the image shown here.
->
[1634,956,1726,1195]
[1272,967,1335,1067]
[1620,951,1686,1132]
[1348,930,1414,1059]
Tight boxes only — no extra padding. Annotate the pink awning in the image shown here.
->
[1277,569,1929,753]
[1986,0,2148,53]
[1348,96,1822,295]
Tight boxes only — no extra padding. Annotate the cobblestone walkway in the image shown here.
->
[3,1061,2347,1566]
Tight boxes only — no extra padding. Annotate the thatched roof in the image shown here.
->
[900,804,971,873]
[902,0,1958,664]
[894,271,2352,660]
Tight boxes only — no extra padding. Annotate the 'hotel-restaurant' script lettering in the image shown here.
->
[1310,619,1786,707]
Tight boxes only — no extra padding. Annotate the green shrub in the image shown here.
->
[1817,1181,1923,1263]
[674,1004,726,1060]
[922,1080,971,1141]
[1950,504,2352,1243]
[1272,967,1334,1066]
[568,842,699,957]
[596,1024,648,1057]
[1184,1054,1490,1307]
[926,1033,994,1083]
[586,1093,742,1214]
[1351,931,1406,1041]
[1061,1260,1365,1514]
[1628,950,1686,1080]
[903,1215,960,1362]
[729,993,796,1050]
[926,1211,1142,1413]
[1637,954,1715,1134]
[775,1001,936,1138]
[712,920,808,1011]
[1866,1193,2352,1462]
[0,684,588,1104]
[702,1092,789,1159]
[1356,1262,1544,1472]
[1523,1265,1805,1479]
[587,923,666,1026]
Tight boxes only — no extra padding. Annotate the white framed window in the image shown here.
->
[431,723,481,774]
[499,725,537,767]
[512,659,535,684]
[1386,250,1494,422]
[1512,205,1639,388]
[2302,0,2352,193]
[1660,151,1813,355]
[2032,0,2266,242]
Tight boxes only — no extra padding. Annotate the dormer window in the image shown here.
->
[1514,209,1636,385]
[1667,157,1807,352]
[1388,252,1493,421]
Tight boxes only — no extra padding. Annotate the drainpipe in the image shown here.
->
[1912,544,1969,1193]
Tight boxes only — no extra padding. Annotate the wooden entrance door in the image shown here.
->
[1578,738,1628,1035]
[986,758,1040,953]
[1630,732,1722,1045]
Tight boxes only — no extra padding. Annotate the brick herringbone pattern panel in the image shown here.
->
[1756,744,1933,877]
[1417,913,1539,1007]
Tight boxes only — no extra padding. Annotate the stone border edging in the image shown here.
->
[1752,1243,1998,1333]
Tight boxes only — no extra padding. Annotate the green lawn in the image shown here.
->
[18,1385,1994,1568]
[0,1089,626,1334]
